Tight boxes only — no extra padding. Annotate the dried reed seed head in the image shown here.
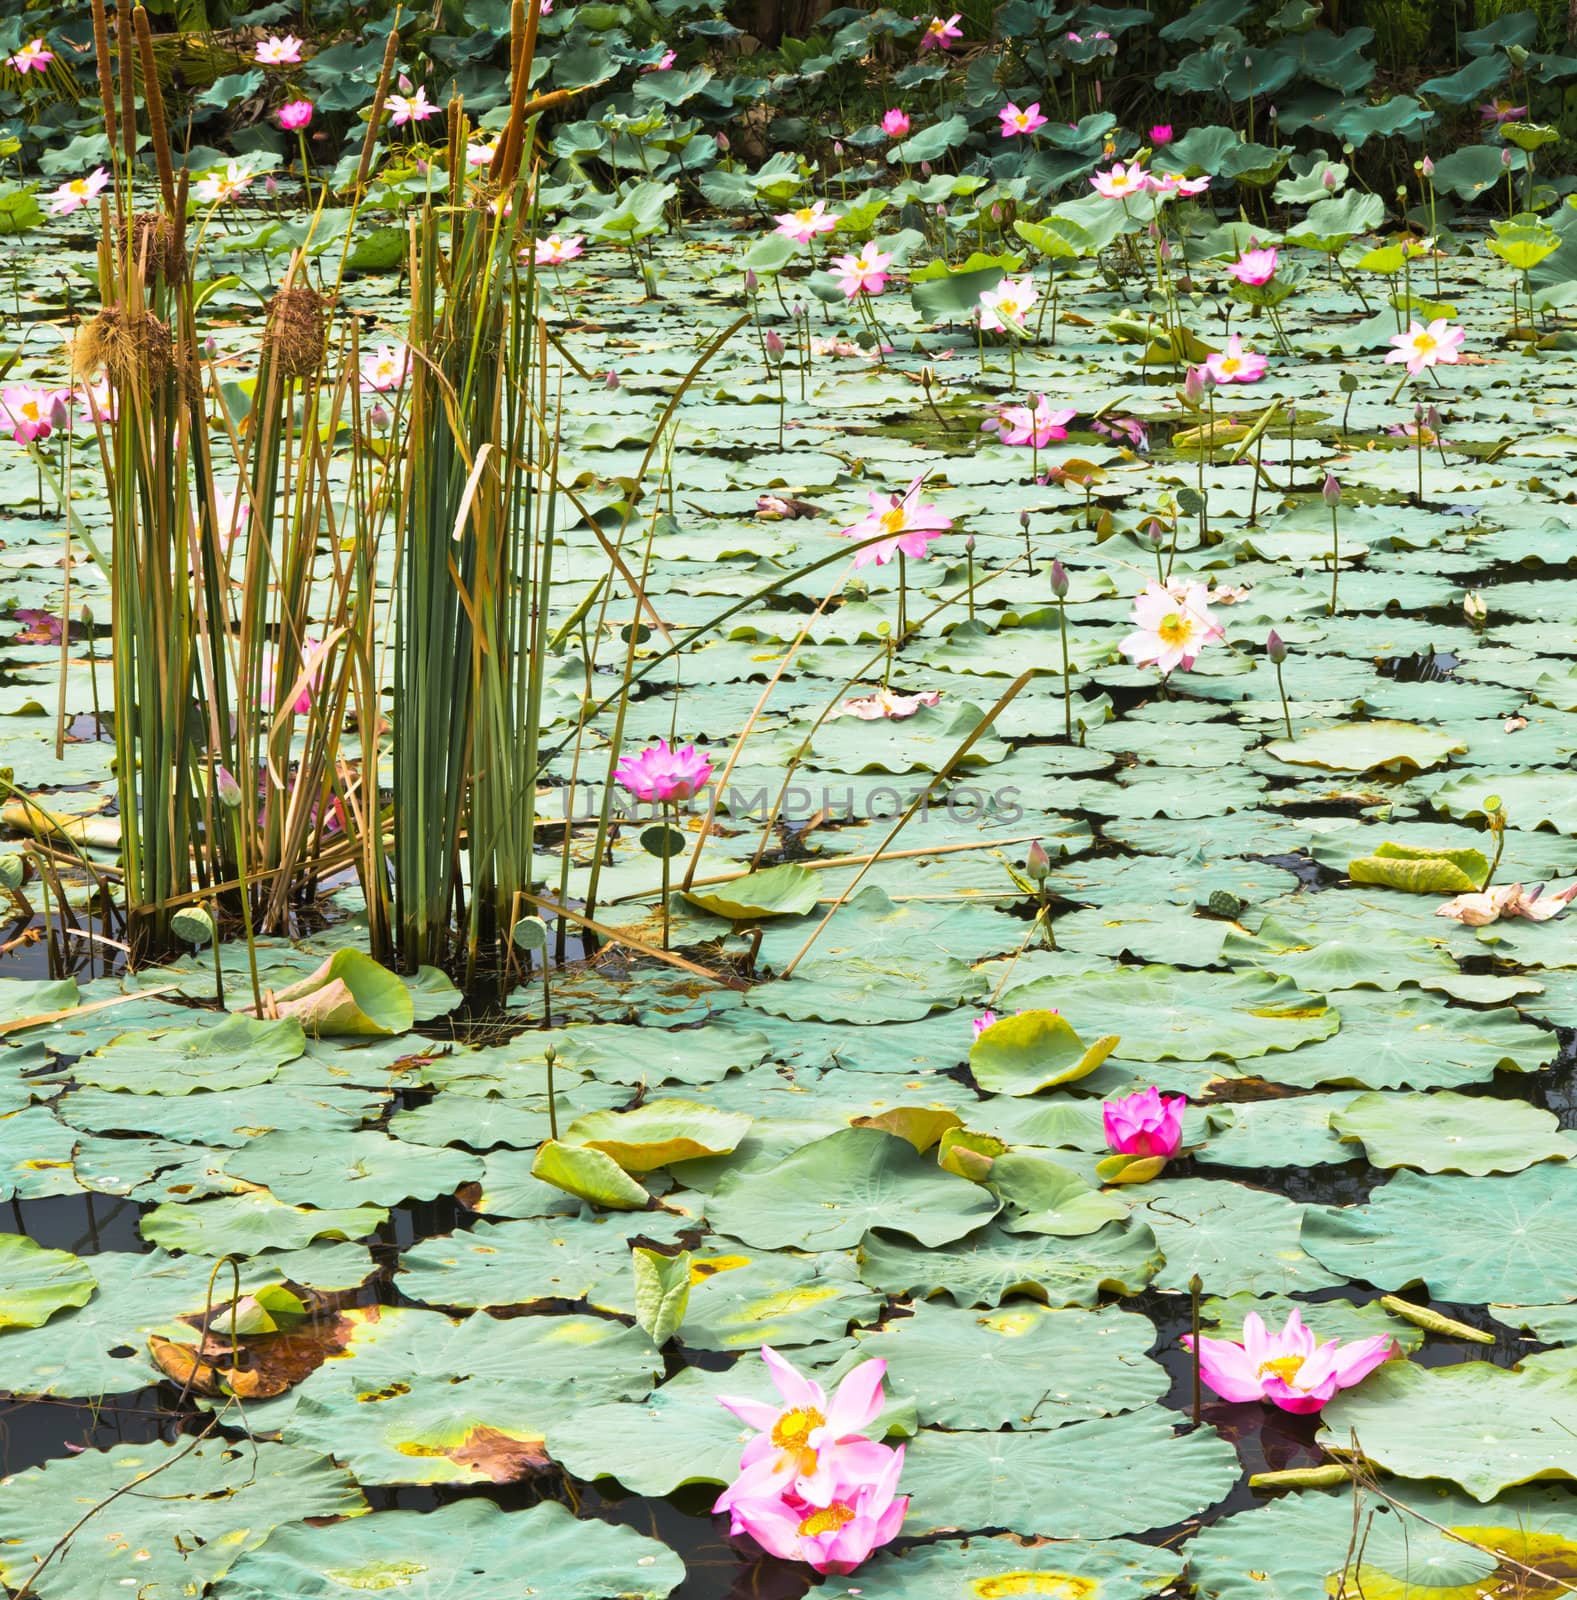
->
[74,306,174,386]
[265,285,330,379]
[119,211,187,283]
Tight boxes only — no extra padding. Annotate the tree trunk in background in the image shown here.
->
[732,0,835,46]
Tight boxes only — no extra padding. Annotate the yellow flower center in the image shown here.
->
[1414,333,1436,353]
[1220,356,1240,374]
[771,1406,825,1473]
[1258,1355,1305,1384]
[1157,611,1193,647]
[879,505,909,536]
[798,1501,856,1537]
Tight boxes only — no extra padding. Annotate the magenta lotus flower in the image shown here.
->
[989,395,1076,448]
[722,1446,908,1576]
[535,233,584,266]
[387,87,437,124]
[1119,580,1224,674]
[1183,1308,1398,1414]
[1480,98,1528,123]
[1103,1087,1185,1159]
[615,739,713,804]
[1204,333,1268,384]
[774,200,839,243]
[919,13,963,49]
[8,38,52,74]
[49,167,110,217]
[1148,170,1211,197]
[278,99,314,130]
[831,244,892,298]
[1150,123,1174,145]
[1226,247,1277,286]
[0,385,58,444]
[644,47,678,70]
[882,108,910,138]
[715,1347,891,1507]
[1384,318,1465,377]
[255,33,303,63]
[1092,414,1148,450]
[999,102,1048,138]
[839,475,951,568]
[972,1010,999,1038]
[1090,160,1147,198]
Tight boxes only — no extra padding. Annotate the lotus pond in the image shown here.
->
[3,1,1577,1596]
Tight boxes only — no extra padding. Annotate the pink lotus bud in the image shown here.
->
[744,269,758,293]
[215,766,243,809]
[605,369,620,388]
[1026,838,1051,880]
[368,402,391,430]
[764,329,785,357]
[715,132,729,152]
[1502,148,1514,168]
[1049,558,1069,599]
[48,393,70,430]
[1322,472,1341,508]
[921,161,932,175]
[1018,508,1030,529]
[204,335,219,357]
[1266,628,1288,664]
[265,174,279,195]
[1421,154,1435,176]
[1322,168,1338,189]
[1184,366,1206,406]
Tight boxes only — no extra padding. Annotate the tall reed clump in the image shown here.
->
[389,0,560,983]
[82,0,399,959]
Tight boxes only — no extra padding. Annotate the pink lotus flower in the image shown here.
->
[1103,1087,1185,1159]
[1182,1308,1397,1414]
[1091,161,1148,198]
[49,168,110,217]
[1204,333,1268,385]
[615,738,713,804]
[774,200,839,242]
[1092,414,1148,450]
[839,475,952,568]
[387,87,437,125]
[535,233,584,266]
[8,38,52,74]
[0,385,58,444]
[722,1447,908,1576]
[988,394,1075,448]
[1150,123,1174,145]
[644,47,677,70]
[830,244,892,298]
[1480,99,1528,123]
[263,636,328,716]
[999,102,1048,138]
[1119,580,1224,674]
[977,277,1038,333]
[834,688,941,720]
[1384,317,1465,377]
[1148,170,1211,197]
[360,343,409,393]
[255,33,303,64]
[278,99,314,130]
[1226,247,1277,286]
[467,138,499,167]
[715,1347,891,1506]
[920,13,963,49]
[882,108,910,138]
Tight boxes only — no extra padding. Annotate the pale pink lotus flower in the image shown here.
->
[1480,98,1528,123]
[1385,318,1465,377]
[255,33,303,64]
[1204,333,1268,385]
[467,139,499,167]
[834,688,941,720]
[830,243,892,298]
[988,394,1076,448]
[1092,414,1148,450]
[49,168,110,217]
[1226,247,1277,286]
[360,343,410,393]
[978,277,1038,333]
[194,160,256,205]
[1150,123,1174,145]
[260,636,328,715]
[0,386,58,444]
[1119,580,1224,674]
[972,1010,1000,1037]
[535,233,584,265]
[999,102,1048,138]
[73,377,117,424]
[919,13,963,49]
[1102,1087,1185,1158]
[387,87,438,125]
[8,38,52,74]
[722,1446,908,1576]
[1090,160,1148,198]
[1147,170,1210,197]
[278,99,314,130]
[839,475,951,568]
[615,738,713,803]
[1436,881,1577,927]
[1182,1308,1397,1414]
[774,200,839,242]
[882,108,910,138]
[813,335,887,360]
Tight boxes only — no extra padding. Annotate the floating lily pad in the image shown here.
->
[223,1128,482,1207]
[1330,1090,1571,1175]
[564,1100,752,1171]
[1266,719,1467,774]
[682,1248,881,1350]
[74,1015,307,1094]
[140,1193,388,1255]
[685,863,820,918]
[0,1234,95,1329]
[970,1010,1121,1096]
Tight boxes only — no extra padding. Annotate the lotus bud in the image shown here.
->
[937,203,947,217]
[1322,167,1338,189]
[204,335,219,358]
[744,269,758,294]
[368,401,391,430]
[1464,591,1488,625]
[1183,365,1206,406]
[1148,220,1160,239]
[921,161,932,176]
[965,533,976,551]
[265,174,279,195]
[1421,154,1435,176]
[1266,628,1288,664]
[833,141,843,155]
[1049,558,1070,598]
[1018,508,1030,530]
[1502,148,1514,168]
[48,392,70,431]
[715,132,729,152]
[215,765,243,809]
[1025,838,1051,881]
[1158,238,1172,260]
[1322,472,1341,508]
[764,329,785,357]
[605,369,620,388]
[1426,404,1441,432]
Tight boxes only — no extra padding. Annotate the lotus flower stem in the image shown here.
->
[661,802,674,950]
[1190,1273,1203,1426]
[544,1044,560,1140]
